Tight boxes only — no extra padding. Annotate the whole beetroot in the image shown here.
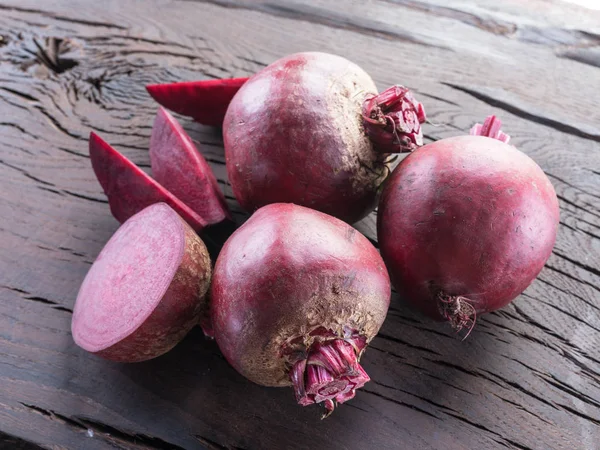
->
[377,116,559,336]
[211,203,390,413]
[223,52,426,223]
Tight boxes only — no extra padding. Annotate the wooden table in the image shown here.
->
[1,1,599,448]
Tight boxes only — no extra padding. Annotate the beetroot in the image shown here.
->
[211,203,390,413]
[146,77,248,127]
[377,116,559,335]
[223,52,426,223]
[72,203,211,362]
[150,107,231,225]
[89,132,207,232]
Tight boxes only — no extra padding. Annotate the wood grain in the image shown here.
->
[0,0,599,449]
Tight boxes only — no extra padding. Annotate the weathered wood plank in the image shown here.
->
[0,0,599,448]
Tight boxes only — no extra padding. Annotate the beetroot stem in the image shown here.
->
[290,337,370,414]
[362,85,427,153]
[469,115,511,143]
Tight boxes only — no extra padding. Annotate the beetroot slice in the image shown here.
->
[146,77,248,127]
[150,108,231,225]
[89,132,207,232]
[71,203,212,362]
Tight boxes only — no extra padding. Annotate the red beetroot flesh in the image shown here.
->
[223,52,425,224]
[89,132,207,232]
[146,77,248,127]
[71,203,211,362]
[211,203,390,412]
[150,107,231,225]
[378,127,559,333]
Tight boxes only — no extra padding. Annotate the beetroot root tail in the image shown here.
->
[290,338,369,415]
[437,293,477,340]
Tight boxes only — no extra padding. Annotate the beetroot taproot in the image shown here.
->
[377,117,559,335]
[146,77,248,127]
[150,107,231,225]
[223,52,425,223]
[72,203,211,362]
[211,203,390,413]
[89,132,207,232]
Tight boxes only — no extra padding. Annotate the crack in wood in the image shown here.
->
[19,402,187,449]
[552,250,600,278]
[520,292,600,333]
[559,220,600,241]
[61,189,108,204]
[370,379,456,413]
[557,194,600,219]
[376,331,443,356]
[0,4,128,30]
[546,172,600,201]
[544,264,600,294]
[192,0,446,49]
[361,388,440,419]
[442,82,600,143]
[0,159,53,186]
[1,285,73,314]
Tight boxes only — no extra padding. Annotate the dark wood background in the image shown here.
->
[1,0,599,449]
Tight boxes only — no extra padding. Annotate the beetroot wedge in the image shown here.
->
[89,132,207,232]
[146,77,248,127]
[150,108,231,225]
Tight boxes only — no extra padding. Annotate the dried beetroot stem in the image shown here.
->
[470,115,511,143]
[290,335,369,415]
[437,293,477,340]
[362,85,427,153]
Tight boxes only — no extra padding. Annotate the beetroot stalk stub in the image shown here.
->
[150,107,232,225]
[146,77,248,127]
[377,121,559,335]
[223,51,426,224]
[211,203,391,413]
[89,132,207,232]
[72,203,212,362]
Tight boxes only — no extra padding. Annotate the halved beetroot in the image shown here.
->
[150,107,231,225]
[72,203,212,362]
[89,132,207,232]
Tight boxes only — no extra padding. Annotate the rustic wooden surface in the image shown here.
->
[1,0,599,449]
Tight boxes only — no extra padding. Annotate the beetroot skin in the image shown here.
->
[211,203,390,412]
[72,203,211,362]
[223,52,425,223]
[150,107,231,225]
[378,121,559,334]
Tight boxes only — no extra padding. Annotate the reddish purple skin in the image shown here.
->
[150,108,231,225]
[378,136,559,319]
[72,204,212,363]
[89,132,207,232]
[146,77,248,127]
[211,203,391,387]
[223,52,385,224]
[96,222,210,362]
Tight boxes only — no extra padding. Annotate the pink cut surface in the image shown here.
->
[72,203,184,352]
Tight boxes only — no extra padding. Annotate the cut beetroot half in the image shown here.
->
[150,107,231,225]
[146,77,248,127]
[89,132,207,232]
[71,203,212,362]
